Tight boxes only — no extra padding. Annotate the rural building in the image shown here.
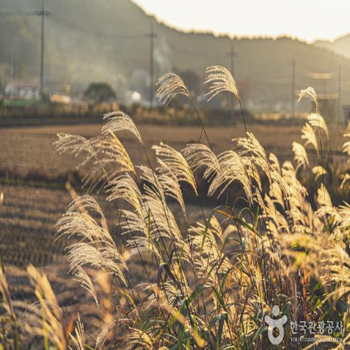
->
[5,80,39,100]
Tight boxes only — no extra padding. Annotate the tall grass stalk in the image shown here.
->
[2,66,350,350]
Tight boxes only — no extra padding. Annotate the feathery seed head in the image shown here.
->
[298,87,319,113]
[102,111,143,144]
[152,142,198,195]
[157,73,191,107]
[308,113,329,139]
[292,142,309,170]
[312,166,327,181]
[302,123,319,157]
[205,65,240,101]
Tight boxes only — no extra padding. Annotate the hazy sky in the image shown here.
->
[132,0,350,43]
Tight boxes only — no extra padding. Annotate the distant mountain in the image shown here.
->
[1,0,350,111]
[314,35,350,59]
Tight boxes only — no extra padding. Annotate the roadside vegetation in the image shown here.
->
[2,66,350,349]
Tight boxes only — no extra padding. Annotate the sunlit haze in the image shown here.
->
[132,0,350,42]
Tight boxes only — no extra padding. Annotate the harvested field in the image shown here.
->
[0,123,347,182]
[1,121,349,349]
[0,122,347,270]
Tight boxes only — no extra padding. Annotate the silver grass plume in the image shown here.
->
[120,208,161,260]
[73,266,99,306]
[340,173,350,189]
[281,161,310,231]
[0,267,15,322]
[157,159,187,218]
[26,265,66,350]
[189,222,233,284]
[338,202,350,229]
[269,181,285,210]
[182,143,220,182]
[66,241,127,287]
[316,184,341,223]
[54,133,92,158]
[69,314,85,350]
[95,321,119,350]
[298,87,319,114]
[157,73,212,149]
[138,165,166,204]
[57,195,111,242]
[54,133,135,191]
[312,166,327,181]
[96,135,136,177]
[141,185,186,248]
[102,111,143,144]
[317,183,333,208]
[157,73,191,107]
[205,65,247,133]
[152,142,198,195]
[208,150,253,202]
[120,166,190,260]
[302,123,319,157]
[269,153,281,174]
[235,132,272,184]
[263,194,285,234]
[205,65,239,102]
[343,133,350,160]
[107,173,142,216]
[57,196,128,297]
[128,328,156,350]
[308,113,329,139]
[292,142,309,170]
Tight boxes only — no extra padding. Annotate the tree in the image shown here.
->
[83,82,116,104]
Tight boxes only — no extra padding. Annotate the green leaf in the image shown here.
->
[216,312,228,350]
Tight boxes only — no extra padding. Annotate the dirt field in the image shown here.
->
[0,122,347,263]
[0,123,347,180]
[0,121,347,302]
[0,121,348,347]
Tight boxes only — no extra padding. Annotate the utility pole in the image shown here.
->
[228,41,236,118]
[338,65,341,123]
[146,23,157,107]
[228,41,236,78]
[291,57,296,117]
[10,52,14,99]
[40,0,45,102]
[0,6,50,103]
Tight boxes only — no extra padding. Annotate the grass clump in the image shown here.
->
[2,66,350,350]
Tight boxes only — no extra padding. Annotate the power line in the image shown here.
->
[49,13,144,40]
[0,11,49,17]
[164,40,224,59]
